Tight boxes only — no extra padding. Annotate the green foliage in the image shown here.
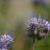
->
[35,35,50,50]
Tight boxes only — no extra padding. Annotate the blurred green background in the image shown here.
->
[0,0,50,50]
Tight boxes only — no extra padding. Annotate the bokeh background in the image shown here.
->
[0,0,50,50]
